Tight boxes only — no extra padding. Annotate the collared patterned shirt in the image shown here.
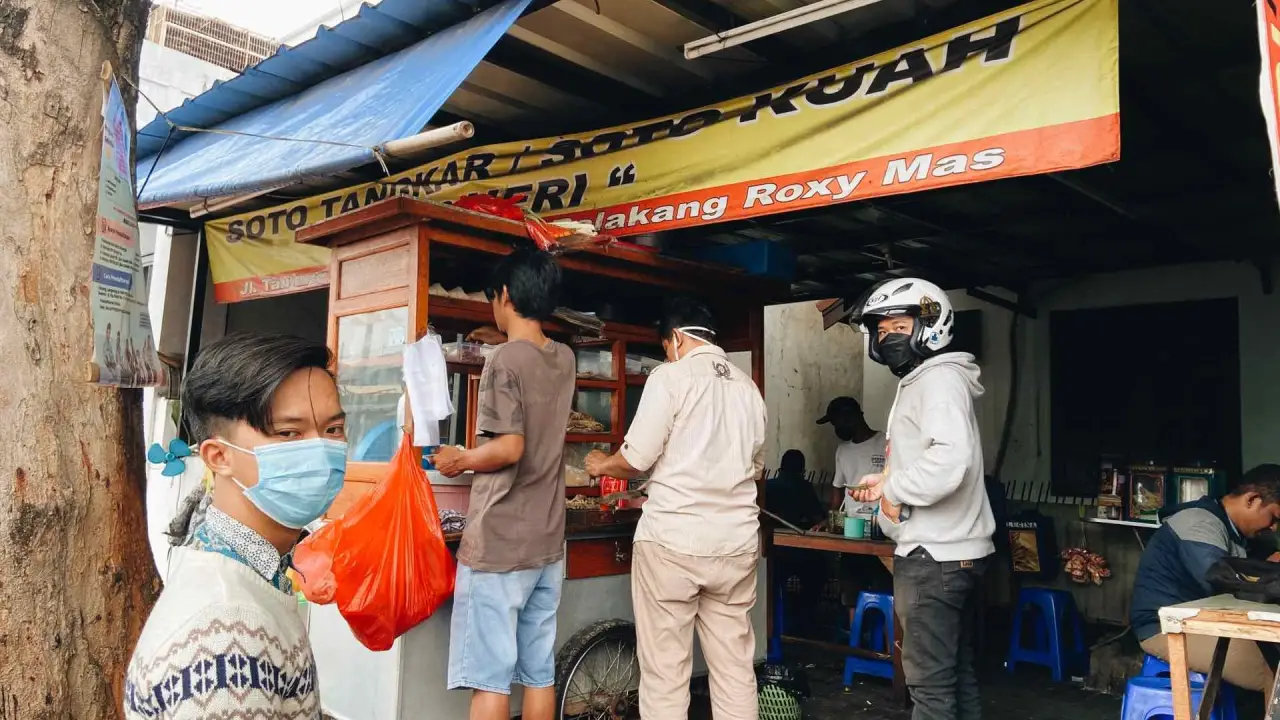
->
[188,507,294,594]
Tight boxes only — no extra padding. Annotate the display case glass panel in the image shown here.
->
[338,307,407,462]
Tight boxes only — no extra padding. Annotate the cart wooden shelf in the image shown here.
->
[298,196,781,531]
[296,196,783,720]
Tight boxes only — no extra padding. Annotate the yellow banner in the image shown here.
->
[207,0,1118,302]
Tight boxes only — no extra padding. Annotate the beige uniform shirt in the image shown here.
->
[622,345,767,557]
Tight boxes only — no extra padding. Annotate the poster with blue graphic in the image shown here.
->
[90,73,162,387]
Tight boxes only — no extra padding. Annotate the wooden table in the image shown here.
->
[770,530,906,705]
[1158,594,1280,720]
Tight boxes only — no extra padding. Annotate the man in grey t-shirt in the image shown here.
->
[432,248,574,720]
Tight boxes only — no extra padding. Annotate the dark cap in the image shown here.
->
[817,396,862,425]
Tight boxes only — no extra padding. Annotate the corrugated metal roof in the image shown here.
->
[136,0,532,206]
[136,0,490,159]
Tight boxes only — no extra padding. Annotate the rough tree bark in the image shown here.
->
[0,1,159,718]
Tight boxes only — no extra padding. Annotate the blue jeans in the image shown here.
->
[447,560,564,694]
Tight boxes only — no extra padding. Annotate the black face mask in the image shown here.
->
[834,425,854,442]
[878,332,919,377]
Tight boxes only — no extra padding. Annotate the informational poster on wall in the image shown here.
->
[206,0,1120,303]
[89,69,163,388]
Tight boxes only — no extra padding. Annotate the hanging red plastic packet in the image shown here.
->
[293,433,456,651]
[453,193,612,253]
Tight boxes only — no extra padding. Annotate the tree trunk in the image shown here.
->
[0,1,159,718]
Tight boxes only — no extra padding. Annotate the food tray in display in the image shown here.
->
[442,341,496,365]
[576,348,615,380]
[625,354,664,375]
[564,464,595,488]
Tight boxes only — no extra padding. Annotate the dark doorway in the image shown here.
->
[1049,298,1242,496]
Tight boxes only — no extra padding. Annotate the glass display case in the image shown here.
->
[575,344,615,380]
[297,198,771,518]
[572,388,614,435]
[564,441,612,488]
[338,307,408,464]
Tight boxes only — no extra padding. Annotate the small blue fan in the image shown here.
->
[147,438,193,477]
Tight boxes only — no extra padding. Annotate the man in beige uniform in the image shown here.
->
[587,298,767,720]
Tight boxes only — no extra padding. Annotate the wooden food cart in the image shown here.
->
[294,197,782,720]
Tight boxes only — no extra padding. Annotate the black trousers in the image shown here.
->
[894,548,988,720]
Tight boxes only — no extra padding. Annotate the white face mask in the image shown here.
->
[668,326,715,362]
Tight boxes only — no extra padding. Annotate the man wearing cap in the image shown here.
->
[819,396,887,515]
[819,396,893,610]
[585,297,767,720]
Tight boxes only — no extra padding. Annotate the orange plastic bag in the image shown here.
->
[293,433,456,651]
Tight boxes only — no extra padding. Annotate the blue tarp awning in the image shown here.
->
[137,0,532,208]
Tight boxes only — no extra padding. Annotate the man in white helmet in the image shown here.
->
[848,278,995,720]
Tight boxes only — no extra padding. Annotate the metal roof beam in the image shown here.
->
[685,0,885,59]
[862,201,1046,270]
[1043,172,1217,259]
[501,24,668,97]
[550,1,718,81]
[481,36,659,119]
[647,0,802,66]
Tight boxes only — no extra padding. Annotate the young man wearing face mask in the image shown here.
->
[585,297,767,720]
[431,247,575,720]
[847,278,994,720]
[125,333,347,719]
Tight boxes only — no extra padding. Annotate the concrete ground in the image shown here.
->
[689,648,1122,720]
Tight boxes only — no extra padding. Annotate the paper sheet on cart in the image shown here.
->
[403,335,452,447]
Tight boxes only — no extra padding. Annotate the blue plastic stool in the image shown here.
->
[863,613,888,651]
[1140,655,1237,720]
[1122,677,1229,720]
[843,592,895,685]
[1005,587,1088,682]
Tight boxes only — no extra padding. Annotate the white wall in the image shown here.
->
[279,0,374,46]
[860,260,1280,495]
[138,40,238,127]
[138,41,237,577]
[763,302,865,473]
[143,229,202,577]
[135,41,236,276]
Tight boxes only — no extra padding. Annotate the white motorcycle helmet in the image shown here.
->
[855,277,955,372]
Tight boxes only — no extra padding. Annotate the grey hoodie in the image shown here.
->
[879,352,995,561]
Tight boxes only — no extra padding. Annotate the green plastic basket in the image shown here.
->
[758,683,803,720]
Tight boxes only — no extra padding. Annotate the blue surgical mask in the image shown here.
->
[220,437,348,529]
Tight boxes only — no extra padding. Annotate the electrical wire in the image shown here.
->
[118,69,392,196]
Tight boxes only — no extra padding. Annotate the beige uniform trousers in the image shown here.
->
[631,541,759,720]
[1140,633,1275,703]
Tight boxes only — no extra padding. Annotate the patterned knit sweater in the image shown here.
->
[124,546,320,719]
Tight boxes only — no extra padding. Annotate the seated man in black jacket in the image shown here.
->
[765,450,828,636]
[1131,464,1280,704]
